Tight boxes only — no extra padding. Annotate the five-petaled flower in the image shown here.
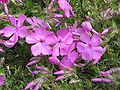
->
[26,28,52,56]
[77,32,104,61]
[45,29,73,56]
[3,14,27,48]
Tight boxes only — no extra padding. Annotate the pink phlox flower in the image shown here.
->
[26,16,48,28]
[45,29,73,56]
[59,50,78,69]
[26,28,52,56]
[57,0,75,18]
[49,43,78,69]
[3,14,27,48]
[0,75,5,86]
[77,32,104,61]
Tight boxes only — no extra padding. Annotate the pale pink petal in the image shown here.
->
[62,33,73,44]
[57,29,68,40]
[52,43,60,56]
[54,70,64,75]
[49,56,60,65]
[26,31,38,44]
[41,43,52,55]
[44,33,58,45]
[81,21,93,31]
[82,47,92,61]
[60,43,69,56]
[4,34,18,48]
[65,9,70,18]
[68,51,78,64]
[9,16,16,27]
[77,42,87,53]
[18,26,27,38]
[55,76,64,81]
[4,4,9,15]
[26,17,34,25]
[17,14,26,28]
[3,26,15,37]
[31,42,42,56]
[25,81,34,90]
[33,17,48,28]
[92,46,104,60]
[35,28,51,40]
[67,42,75,53]
[93,46,107,64]
[90,34,100,46]
[60,57,73,68]
[101,28,110,35]
[80,33,91,44]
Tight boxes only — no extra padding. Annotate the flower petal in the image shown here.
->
[92,46,104,60]
[57,29,68,40]
[81,21,92,31]
[82,47,92,61]
[62,32,73,44]
[52,43,60,56]
[9,16,16,26]
[80,33,91,44]
[18,26,27,38]
[4,34,18,48]
[26,31,38,44]
[41,43,52,55]
[60,43,69,56]
[3,26,15,37]
[77,42,87,53]
[17,14,26,28]
[68,51,78,64]
[31,42,42,56]
[49,56,60,65]
[90,34,100,46]
[45,33,58,45]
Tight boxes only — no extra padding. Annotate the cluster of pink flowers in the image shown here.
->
[0,0,112,89]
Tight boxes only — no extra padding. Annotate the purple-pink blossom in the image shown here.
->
[26,28,52,56]
[45,29,73,56]
[77,32,104,61]
[3,14,27,48]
